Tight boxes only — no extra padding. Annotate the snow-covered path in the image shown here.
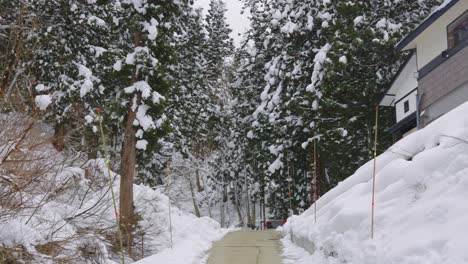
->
[206,230,283,264]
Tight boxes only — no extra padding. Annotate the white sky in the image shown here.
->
[194,0,250,47]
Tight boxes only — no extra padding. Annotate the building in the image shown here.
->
[380,0,468,140]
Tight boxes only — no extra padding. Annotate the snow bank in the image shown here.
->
[282,101,468,264]
[0,114,228,263]
[0,157,228,263]
[133,185,229,264]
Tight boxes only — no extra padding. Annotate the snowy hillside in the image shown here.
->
[282,102,468,264]
[0,113,227,263]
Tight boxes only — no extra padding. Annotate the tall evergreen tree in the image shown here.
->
[231,0,443,218]
[102,0,187,251]
[205,0,235,103]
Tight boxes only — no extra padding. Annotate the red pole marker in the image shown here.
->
[115,211,119,218]
[96,107,102,114]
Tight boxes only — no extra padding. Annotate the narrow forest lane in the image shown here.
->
[206,230,283,264]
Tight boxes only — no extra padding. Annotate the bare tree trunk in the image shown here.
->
[52,122,65,152]
[120,101,138,254]
[220,183,226,227]
[1,16,23,98]
[118,31,142,255]
[244,171,252,227]
[246,198,251,227]
[86,128,98,160]
[259,200,263,228]
[233,188,244,227]
[220,201,225,228]
[196,169,203,192]
[189,178,201,217]
[251,200,256,228]
[201,176,212,218]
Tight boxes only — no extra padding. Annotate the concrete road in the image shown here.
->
[206,230,283,264]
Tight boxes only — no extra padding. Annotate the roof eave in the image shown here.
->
[396,0,459,51]
[378,51,415,106]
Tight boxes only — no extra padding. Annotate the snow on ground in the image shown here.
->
[0,113,229,263]
[134,213,229,264]
[282,102,468,264]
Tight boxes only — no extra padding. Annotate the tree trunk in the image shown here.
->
[246,198,251,227]
[259,200,263,228]
[251,200,256,228]
[189,178,201,217]
[86,128,98,160]
[52,122,65,151]
[119,31,143,254]
[202,177,212,218]
[0,20,22,99]
[220,182,226,227]
[220,201,225,228]
[233,188,244,227]
[196,169,203,192]
[244,171,252,227]
[120,102,138,254]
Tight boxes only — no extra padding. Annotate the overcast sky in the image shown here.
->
[194,0,250,47]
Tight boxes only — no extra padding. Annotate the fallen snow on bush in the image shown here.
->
[282,101,468,264]
[0,113,228,263]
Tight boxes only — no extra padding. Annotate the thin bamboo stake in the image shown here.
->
[371,105,379,239]
[167,172,173,248]
[313,132,318,223]
[287,160,292,216]
[97,108,126,264]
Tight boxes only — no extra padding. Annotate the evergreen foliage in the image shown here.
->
[0,0,444,226]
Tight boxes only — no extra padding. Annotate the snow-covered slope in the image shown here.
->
[133,184,228,264]
[282,102,468,264]
[0,113,228,263]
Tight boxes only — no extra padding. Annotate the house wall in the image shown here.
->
[393,55,418,122]
[414,1,468,68]
[422,81,468,126]
[393,55,418,103]
[419,44,468,125]
[395,89,418,122]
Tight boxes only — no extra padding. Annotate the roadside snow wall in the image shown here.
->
[282,101,468,264]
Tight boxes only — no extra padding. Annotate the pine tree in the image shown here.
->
[103,0,187,251]
[230,0,443,218]
[12,1,111,152]
[166,5,215,217]
[205,0,235,103]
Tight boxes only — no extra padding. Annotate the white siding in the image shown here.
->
[388,54,418,123]
[395,90,418,122]
[393,55,418,103]
[405,1,468,68]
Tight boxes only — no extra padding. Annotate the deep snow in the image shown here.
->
[0,113,228,263]
[282,101,468,264]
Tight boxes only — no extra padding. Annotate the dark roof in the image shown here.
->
[387,112,417,135]
[378,51,415,106]
[396,0,459,51]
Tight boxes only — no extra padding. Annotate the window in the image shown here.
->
[404,100,410,113]
[448,11,468,49]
